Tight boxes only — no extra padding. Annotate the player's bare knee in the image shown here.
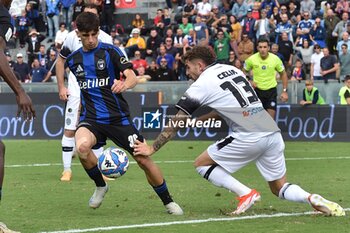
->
[76,138,90,158]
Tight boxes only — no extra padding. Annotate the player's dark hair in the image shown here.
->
[76,12,100,33]
[182,46,216,66]
[257,37,270,46]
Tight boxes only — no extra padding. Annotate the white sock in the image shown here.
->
[62,135,75,171]
[278,183,310,203]
[92,146,104,159]
[196,165,251,197]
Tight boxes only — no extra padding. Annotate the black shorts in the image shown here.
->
[77,120,144,155]
[255,87,277,111]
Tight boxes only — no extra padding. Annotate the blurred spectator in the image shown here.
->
[125,28,146,58]
[294,38,314,78]
[5,51,15,68]
[179,16,194,35]
[339,44,350,80]
[45,0,60,42]
[13,53,30,83]
[207,4,223,27]
[146,28,163,59]
[287,1,301,23]
[270,6,282,24]
[291,59,305,81]
[154,9,165,37]
[136,66,151,83]
[25,28,45,66]
[332,12,349,42]
[310,17,326,48]
[229,15,241,57]
[271,43,284,61]
[17,9,30,48]
[255,9,273,41]
[156,45,175,69]
[132,14,146,36]
[275,13,292,43]
[145,60,158,80]
[45,50,57,82]
[29,58,49,82]
[296,11,314,46]
[278,32,294,74]
[174,28,185,49]
[310,44,324,80]
[251,2,261,20]
[154,58,177,81]
[231,0,249,22]
[338,75,350,104]
[228,50,236,65]
[196,0,212,19]
[336,32,350,56]
[241,9,256,41]
[176,0,196,23]
[72,0,85,28]
[25,3,41,32]
[163,37,179,58]
[320,47,339,83]
[261,0,279,17]
[214,30,230,63]
[100,0,116,33]
[38,44,48,67]
[112,38,127,58]
[211,14,231,36]
[300,0,316,16]
[237,33,254,62]
[60,0,75,31]
[55,23,69,48]
[300,80,325,105]
[163,8,171,28]
[324,9,340,54]
[234,58,243,70]
[335,0,349,16]
[184,28,195,46]
[132,50,148,70]
[193,15,209,44]
[164,27,175,42]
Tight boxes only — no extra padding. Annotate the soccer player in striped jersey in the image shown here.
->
[65,12,183,215]
[56,4,113,182]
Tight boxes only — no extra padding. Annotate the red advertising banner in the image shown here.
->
[115,0,136,8]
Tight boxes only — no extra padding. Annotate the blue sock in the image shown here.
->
[153,180,173,205]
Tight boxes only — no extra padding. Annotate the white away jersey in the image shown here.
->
[59,29,113,96]
[176,63,280,141]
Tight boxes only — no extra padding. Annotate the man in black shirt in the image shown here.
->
[0,0,35,231]
[320,47,339,83]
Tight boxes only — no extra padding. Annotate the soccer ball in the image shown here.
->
[97,147,129,178]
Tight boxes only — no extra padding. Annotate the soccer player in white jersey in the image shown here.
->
[56,4,112,182]
[134,46,345,216]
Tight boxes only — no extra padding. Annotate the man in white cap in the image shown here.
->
[125,28,146,57]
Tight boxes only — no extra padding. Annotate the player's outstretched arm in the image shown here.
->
[0,38,35,120]
[56,56,69,101]
[111,69,137,93]
[133,110,190,156]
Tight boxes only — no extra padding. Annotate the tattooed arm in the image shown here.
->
[133,110,189,156]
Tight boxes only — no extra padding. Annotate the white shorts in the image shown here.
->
[64,95,80,131]
[207,132,286,182]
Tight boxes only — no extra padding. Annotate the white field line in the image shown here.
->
[5,156,350,168]
[39,208,350,233]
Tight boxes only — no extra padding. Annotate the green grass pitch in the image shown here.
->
[0,140,349,232]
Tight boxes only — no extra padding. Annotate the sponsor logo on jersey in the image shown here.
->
[97,59,106,70]
[75,65,84,77]
[120,57,129,64]
[78,77,110,89]
[242,106,264,117]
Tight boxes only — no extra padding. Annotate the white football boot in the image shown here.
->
[165,202,184,215]
[308,194,345,216]
[89,184,109,209]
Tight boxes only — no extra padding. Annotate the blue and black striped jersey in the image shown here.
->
[66,42,133,125]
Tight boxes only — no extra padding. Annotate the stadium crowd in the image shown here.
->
[1,0,350,103]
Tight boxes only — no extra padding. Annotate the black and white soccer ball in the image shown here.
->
[98,147,129,178]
